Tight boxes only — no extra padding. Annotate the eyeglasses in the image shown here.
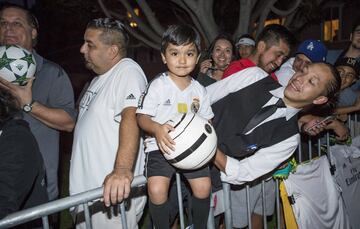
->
[0,20,25,29]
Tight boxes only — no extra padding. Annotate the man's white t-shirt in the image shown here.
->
[136,72,214,153]
[69,58,147,195]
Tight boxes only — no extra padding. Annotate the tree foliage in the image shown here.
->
[96,0,327,49]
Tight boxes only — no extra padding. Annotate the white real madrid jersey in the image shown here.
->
[283,156,350,229]
[136,72,214,153]
[329,142,360,229]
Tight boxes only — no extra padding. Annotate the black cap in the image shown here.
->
[335,57,360,77]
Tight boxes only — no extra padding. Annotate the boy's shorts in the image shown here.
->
[145,150,210,179]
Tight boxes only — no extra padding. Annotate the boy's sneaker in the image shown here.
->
[185,225,194,229]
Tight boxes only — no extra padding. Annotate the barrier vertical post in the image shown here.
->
[176,173,185,229]
[222,183,232,229]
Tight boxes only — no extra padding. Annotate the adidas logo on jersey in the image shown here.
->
[164,99,171,106]
[126,94,136,100]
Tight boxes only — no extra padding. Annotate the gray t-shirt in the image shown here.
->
[24,51,77,200]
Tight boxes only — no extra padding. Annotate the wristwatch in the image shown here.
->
[23,100,35,113]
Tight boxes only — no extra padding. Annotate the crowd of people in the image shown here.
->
[0,2,359,229]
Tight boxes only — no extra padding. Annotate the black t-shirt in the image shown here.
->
[0,119,48,219]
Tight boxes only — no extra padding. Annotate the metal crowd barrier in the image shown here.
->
[0,176,147,229]
[1,114,358,229]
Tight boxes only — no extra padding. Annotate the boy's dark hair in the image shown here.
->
[205,33,235,60]
[161,25,201,54]
[256,24,296,51]
[0,88,20,124]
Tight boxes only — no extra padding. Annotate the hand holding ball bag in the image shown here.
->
[164,113,217,170]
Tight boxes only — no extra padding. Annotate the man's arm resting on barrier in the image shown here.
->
[214,134,299,185]
[103,107,140,207]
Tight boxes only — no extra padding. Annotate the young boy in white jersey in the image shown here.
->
[137,25,213,229]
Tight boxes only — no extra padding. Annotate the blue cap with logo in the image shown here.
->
[296,39,327,62]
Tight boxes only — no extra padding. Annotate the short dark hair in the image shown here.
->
[0,3,39,46]
[256,24,296,51]
[87,18,129,55]
[161,25,201,54]
[321,62,341,104]
[351,21,360,33]
[205,33,235,60]
[0,88,20,124]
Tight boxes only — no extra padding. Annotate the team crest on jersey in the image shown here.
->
[191,97,200,113]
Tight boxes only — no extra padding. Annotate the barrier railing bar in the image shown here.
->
[41,216,49,229]
[207,192,215,229]
[222,183,232,229]
[261,180,267,229]
[355,114,358,136]
[83,202,92,229]
[119,202,128,229]
[246,185,252,229]
[0,175,146,229]
[175,173,185,229]
[326,132,330,154]
[275,179,280,229]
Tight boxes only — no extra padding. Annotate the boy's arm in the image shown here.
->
[137,114,175,154]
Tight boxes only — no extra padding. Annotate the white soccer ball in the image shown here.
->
[0,45,36,85]
[164,113,217,170]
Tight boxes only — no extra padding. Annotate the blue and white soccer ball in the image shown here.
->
[0,45,36,85]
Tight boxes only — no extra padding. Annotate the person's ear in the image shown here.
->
[313,96,328,105]
[109,45,119,59]
[31,28,37,41]
[161,53,167,64]
[257,41,266,53]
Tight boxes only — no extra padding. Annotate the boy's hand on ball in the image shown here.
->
[155,123,175,154]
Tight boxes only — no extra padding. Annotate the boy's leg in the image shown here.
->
[146,150,175,229]
[148,176,171,229]
[187,172,211,229]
